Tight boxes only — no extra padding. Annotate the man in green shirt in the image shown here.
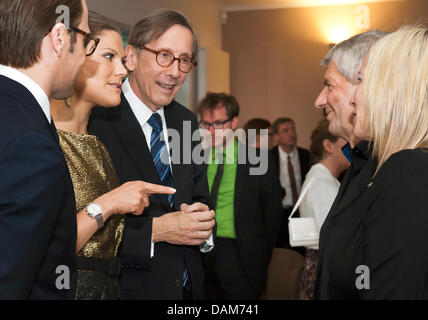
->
[197,93,283,299]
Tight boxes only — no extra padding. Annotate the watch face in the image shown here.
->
[88,203,102,215]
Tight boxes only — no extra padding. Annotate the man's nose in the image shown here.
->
[315,87,328,109]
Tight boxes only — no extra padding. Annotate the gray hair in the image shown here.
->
[322,30,388,83]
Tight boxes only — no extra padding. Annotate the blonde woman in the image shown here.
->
[317,25,428,299]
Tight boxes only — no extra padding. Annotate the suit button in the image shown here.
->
[174,279,182,288]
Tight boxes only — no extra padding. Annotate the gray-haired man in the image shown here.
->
[313,30,387,299]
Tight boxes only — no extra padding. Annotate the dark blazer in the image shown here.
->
[88,95,210,299]
[271,145,311,192]
[0,75,77,299]
[205,144,283,297]
[315,146,428,299]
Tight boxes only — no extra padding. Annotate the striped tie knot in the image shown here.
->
[148,112,162,132]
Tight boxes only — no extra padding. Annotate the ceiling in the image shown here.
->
[216,0,406,12]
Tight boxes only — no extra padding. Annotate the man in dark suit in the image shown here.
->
[197,93,283,300]
[88,9,215,300]
[271,117,310,251]
[313,30,387,299]
[0,0,91,299]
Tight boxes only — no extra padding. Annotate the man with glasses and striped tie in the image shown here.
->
[89,9,215,300]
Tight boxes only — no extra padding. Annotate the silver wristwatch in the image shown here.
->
[86,202,104,229]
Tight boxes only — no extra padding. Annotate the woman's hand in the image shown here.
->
[95,181,176,219]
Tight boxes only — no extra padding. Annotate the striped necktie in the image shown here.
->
[147,113,174,207]
[147,113,190,290]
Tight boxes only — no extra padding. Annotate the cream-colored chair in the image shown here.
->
[261,248,304,300]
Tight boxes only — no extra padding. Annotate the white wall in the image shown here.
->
[87,0,223,49]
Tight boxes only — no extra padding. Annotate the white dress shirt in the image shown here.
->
[122,78,172,168]
[299,163,340,249]
[0,64,51,123]
[278,146,302,208]
[122,78,174,257]
[122,78,214,254]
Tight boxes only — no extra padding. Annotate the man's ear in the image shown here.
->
[125,45,138,72]
[323,138,333,155]
[48,23,68,57]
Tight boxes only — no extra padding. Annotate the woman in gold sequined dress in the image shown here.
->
[50,11,175,300]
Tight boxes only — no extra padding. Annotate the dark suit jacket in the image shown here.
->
[88,95,210,299]
[206,143,283,296]
[314,141,375,299]
[0,75,77,299]
[271,145,311,201]
[315,145,428,299]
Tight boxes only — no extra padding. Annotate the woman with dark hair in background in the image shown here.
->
[298,119,349,299]
[51,11,174,299]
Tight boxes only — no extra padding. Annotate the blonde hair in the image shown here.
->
[364,25,428,174]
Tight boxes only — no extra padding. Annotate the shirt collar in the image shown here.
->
[350,140,372,171]
[0,64,50,123]
[211,138,238,164]
[341,143,353,163]
[122,77,165,126]
[278,145,297,160]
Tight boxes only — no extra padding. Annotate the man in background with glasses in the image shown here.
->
[197,92,283,300]
[89,9,215,300]
[0,0,92,299]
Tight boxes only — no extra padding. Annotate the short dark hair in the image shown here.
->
[271,117,294,135]
[243,118,271,133]
[128,9,198,60]
[197,92,240,119]
[88,10,121,38]
[310,119,339,163]
[0,0,84,68]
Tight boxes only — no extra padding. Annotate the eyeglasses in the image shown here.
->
[69,26,100,56]
[140,46,197,73]
[199,119,231,129]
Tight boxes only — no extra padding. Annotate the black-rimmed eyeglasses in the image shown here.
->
[199,119,231,129]
[69,26,100,56]
[140,46,197,73]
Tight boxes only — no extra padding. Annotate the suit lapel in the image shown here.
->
[109,95,171,211]
[0,76,57,144]
[233,143,248,223]
[329,158,375,217]
[164,103,187,210]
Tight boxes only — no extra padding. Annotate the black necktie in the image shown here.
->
[210,154,225,210]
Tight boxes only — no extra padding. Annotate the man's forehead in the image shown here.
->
[149,25,193,55]
[280,121,295,129]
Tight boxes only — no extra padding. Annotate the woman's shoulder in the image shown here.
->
[375,148,428,189]
[380,148,428,175]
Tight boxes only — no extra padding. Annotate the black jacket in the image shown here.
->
[0,75,77,299]
[271,145,311,201]
[316,142,428,299]
[205,143,283,296]
[88,96,210,299]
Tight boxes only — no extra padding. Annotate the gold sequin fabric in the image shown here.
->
[57,129,124,259]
